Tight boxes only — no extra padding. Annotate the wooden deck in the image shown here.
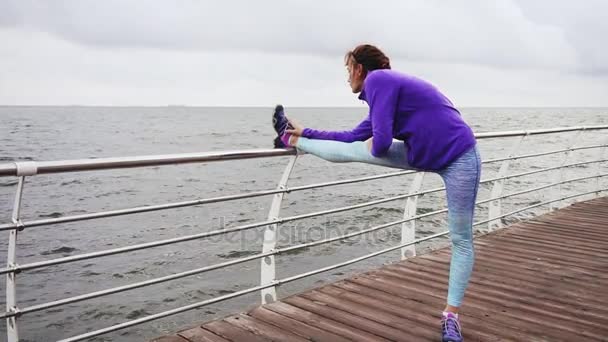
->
[153,197,608,342]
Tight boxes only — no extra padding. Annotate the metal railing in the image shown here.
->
[1,125,607,341]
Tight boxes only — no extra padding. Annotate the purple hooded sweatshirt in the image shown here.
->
[301,69,476,171]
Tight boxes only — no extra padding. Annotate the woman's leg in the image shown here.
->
[439,146,481,310]
[294,136,416,170]
[298,135,480,306]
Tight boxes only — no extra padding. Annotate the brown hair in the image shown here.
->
[345,44,391,74]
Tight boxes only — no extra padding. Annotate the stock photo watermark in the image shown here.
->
[206,216,406,249]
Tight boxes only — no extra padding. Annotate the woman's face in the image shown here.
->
[346,57,365,93]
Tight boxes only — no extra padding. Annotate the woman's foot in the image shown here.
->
[272,104,294,147]
[441,312,463,342]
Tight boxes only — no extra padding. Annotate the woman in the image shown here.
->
[275,44,480,342]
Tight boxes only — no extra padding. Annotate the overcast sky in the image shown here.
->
[1,0,607,106]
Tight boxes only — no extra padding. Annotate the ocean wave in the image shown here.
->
[217,250,259,259]
[126,309,151,319]
[39,212,63,218]
[60,180,83,186]
[0,180,18,186]
[40,246,78,256]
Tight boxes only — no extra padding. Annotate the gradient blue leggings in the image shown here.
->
[296,137,481,307]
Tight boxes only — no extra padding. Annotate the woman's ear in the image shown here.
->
[354,64,364,79]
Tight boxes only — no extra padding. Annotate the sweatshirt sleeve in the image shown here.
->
[366,71,399,157]
[301,115,373,142]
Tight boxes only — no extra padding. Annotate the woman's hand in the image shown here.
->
[285,119,305,136]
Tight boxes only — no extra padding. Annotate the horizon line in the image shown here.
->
[2,104,608,109]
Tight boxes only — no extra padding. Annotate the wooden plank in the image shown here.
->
[264,301,391,342]
[431,250,608,287]
[540,216,608,226]
[178,327,231,342]
[472,244,603,275]
[524,221,608,239]
[249,306,352,342]
[203,320,270,342]
[508,222,608,242]
[149,336,189,342]
[473,240,607,270]
[508,222,608,243]
[283,295,414,342]
[224,314,309,342]
[300,289,437,340]
[475,235,608,262]
[500,233,607,254]
[476,225,601,252]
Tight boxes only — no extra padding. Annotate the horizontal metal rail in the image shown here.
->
[482,143,607,165]
[0,187,442,275]
[4,250,276,318]
[2,149,604,233]
[473,125,607,138]
[0,170,415,231]
[278,230,450,284]
[1,125,606,177]
[480,159,607,185]
[477,173,608,206]
[56,186,607,342]
[0,149,296,177]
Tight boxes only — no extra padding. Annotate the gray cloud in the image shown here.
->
[1,0,607,106]
[515,0,608,74]
[3,0,605,72]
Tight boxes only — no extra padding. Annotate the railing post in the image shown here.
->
[551,129,584,211]
[488,134,526,232]
[260,156,297,304]
[401,172,425,259]
[6,176,25,342]
[595,139,607,197]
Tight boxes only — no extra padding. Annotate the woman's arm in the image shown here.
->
[287,116,373,143]
[366,71,399,157]
[301,116,373,142]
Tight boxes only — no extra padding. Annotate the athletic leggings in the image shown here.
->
[295,137,481,307]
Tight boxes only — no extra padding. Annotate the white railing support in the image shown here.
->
[401,172,425,259]
[551,129,584,210]
[260,156,298,304]
[488,135,526,231]
[6,176,25,342]
[595,138,607,197]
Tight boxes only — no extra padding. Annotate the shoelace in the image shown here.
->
[273,111,290,135]
[442,316,462,337]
